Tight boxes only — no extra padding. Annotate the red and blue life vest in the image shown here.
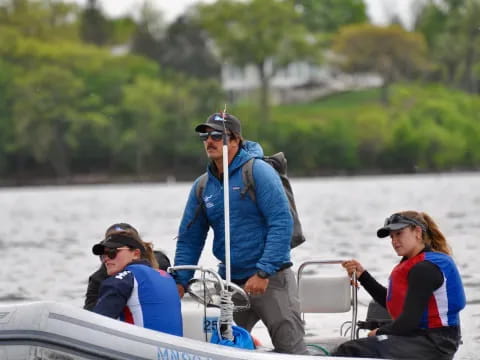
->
[386,251,465,329]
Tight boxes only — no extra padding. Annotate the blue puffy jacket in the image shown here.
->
[174,141,293,287]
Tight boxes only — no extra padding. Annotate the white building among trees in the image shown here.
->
[221,60,382,105]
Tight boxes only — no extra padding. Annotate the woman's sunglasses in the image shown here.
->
[198,131,229,142]
[384,214,427,232]
[100,247,130,261]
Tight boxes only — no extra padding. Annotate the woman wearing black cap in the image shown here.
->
[84,223,171,310]
[333,211,466,360]
[89,223,182,336]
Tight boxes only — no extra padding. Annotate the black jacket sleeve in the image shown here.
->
[84,264,108,311]
[376,261,444,336]
[358,270,388,307]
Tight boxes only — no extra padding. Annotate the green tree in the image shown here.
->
[109,16,137,45]
[121,76,175,174]
[353,107,390,169]
[294,0,367,33]
[12,65,85,180]
[0,1,229,181]
[414,0,480,93]
[332,24,430,104]
[455,0,480,93]
[0,0,79,40]
[383,83,480,171]
[59,49,164,175]
[197,0,319,121]
[158,15,220,79]
[413,1,449,47]
[79,0,111,45]
[0,58,16,175]
[130,1,165,63]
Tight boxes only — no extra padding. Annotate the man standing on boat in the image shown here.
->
[174,112,307,354]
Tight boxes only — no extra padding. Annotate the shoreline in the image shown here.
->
[1,168,479,188]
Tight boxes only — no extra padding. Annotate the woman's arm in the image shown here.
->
[358,271,388,307]
[93,271,134,319]
[342,260,387,306]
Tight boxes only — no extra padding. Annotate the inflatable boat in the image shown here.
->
[0,261,383,360]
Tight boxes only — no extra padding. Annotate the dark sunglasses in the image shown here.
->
[384,214,426,231]
[198,131,229,142]
[100,247,130,261]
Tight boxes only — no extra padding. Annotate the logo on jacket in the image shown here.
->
[115,270,131,280]
[203,194,214,208]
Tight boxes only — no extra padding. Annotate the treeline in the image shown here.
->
[0,0,226,183]
[0,0,479,185]
[0,29,225,182]
[264,84,480,175]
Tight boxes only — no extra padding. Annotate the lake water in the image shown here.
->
[0,173,479,359]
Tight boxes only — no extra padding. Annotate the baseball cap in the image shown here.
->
[377,213,427,238]
[195,112,241,135]
[92,234,145,255]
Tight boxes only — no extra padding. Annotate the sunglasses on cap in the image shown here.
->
[106,223,137,233]
[384,213,427,232]
[198,131,230,142]
[100,247,131,261]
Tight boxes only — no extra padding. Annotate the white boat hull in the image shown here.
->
[0,301,372,360]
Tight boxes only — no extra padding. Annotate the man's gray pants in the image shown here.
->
[233,268,308,354]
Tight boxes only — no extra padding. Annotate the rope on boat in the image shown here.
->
[340,321,352,337]
[218,288,235,341]
[306,344,330,356]
[202,271,208,342]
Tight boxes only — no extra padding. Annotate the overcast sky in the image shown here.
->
[65,0,416,27]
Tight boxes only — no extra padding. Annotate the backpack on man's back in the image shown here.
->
[193,152,305,249]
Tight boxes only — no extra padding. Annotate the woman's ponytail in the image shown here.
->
[401,211,452,255]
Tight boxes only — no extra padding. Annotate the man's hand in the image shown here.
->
[176,284,185,298]
[244,274,269,296]
[368,328,378,337]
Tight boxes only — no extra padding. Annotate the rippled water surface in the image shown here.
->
[1,173,479,359]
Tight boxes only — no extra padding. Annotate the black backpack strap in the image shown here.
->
[196,172,208,203]
[186,172,208,229]
[240,158,256,202]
